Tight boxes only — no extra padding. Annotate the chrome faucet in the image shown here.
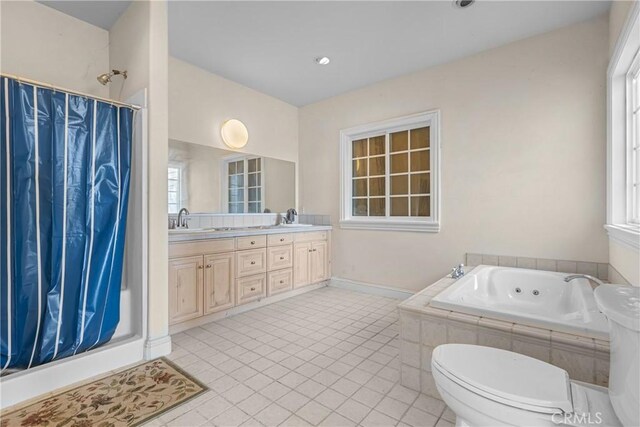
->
[285,208,297,224]
[177,208,190,229]
[564,274,604,289]
[451,264,465,279]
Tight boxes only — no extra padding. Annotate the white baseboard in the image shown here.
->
[1,335,144,410]
[169,282,329,335]
[329,277,414,300]
[144,334,172,360]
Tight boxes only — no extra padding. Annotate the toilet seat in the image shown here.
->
[432,344,573,415]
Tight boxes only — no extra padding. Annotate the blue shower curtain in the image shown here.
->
[0,77,134,370]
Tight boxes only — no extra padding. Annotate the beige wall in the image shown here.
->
[298,16,609,291]
[108,1,149,102]
[608,1,639,286]
[609,0,636,55]
[169,57,299,164]
[264,157,296,213]
[168,139,227,212]
[0,0,109,97]
[609,240,639,285]
[110,0,170,354]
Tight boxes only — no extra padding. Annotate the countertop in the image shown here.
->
[168,224,332,243]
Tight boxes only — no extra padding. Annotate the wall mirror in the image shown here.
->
[168,139,296,214]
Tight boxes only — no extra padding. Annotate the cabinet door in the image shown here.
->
[310,240,329,283]
[204,252,235,315]
[293,242,311,288]
[168,256,203,325]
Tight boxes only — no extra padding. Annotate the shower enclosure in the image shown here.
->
[0,75,148,408]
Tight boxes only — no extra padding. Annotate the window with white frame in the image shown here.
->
[606,2,640,250]
[340,111,440,232]
[225,157,263,213]
[167,165,182,214]
[628,52,640,224]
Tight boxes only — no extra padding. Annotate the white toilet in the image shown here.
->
[431,284,640,427]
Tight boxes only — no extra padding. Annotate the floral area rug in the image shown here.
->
[1,357,207,426]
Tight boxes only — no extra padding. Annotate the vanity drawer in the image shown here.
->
[267,269,293,296]
[169,239,235,258]
[294,231,328,242]
[267,245,293,271]
[236,273,266,305]
[236,248,267,277]
[267,233,294,246]
[236,235,267,250]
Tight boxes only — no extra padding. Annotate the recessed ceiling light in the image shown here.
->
[315,56,330,65]
[454,0,475,8]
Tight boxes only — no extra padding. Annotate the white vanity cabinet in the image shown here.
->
[168,238,235,325]
[293,232,330,288]
[168,255,203,324]
[169,228,330,329]
[265,233,294,297]
[203,253,235,314]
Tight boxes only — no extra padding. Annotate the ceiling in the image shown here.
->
[40,1,611,107]
[39,1,132,30]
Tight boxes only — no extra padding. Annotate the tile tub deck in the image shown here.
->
[398,270,610,398]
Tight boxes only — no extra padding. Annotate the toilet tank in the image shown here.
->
[594,285,640,427]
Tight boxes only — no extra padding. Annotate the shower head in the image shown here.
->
[97,69,127,85]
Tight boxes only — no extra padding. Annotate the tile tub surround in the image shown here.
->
[398,271,611,399]
[465,253,610,282]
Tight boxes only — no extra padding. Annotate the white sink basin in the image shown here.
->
[279,223,313,227]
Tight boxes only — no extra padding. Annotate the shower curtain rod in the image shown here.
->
[0,73,142,110]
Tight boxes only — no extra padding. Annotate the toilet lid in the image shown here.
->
[432,344,573,414]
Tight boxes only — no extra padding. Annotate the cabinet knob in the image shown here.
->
[279,256,284,260]
[198,265,204,269]
[313,249,317,252]
[206,264,212,268]
[279,280,284,284]
[308,249,312,253]
[250,287,256,291]
[251,241,256,245]
[251,261,256,265]
[280,238,285,242]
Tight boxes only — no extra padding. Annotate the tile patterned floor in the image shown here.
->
[145,287,455,427]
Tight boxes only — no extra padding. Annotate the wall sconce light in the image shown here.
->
[221,119,249,149]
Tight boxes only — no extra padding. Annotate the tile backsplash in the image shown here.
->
[466,252,610,281]
[298,214,331,226]
[168,212,331,229]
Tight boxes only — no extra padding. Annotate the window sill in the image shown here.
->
[604,224,640,251]
[339,219,440,233]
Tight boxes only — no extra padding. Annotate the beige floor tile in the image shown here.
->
[319,412,357,427]
[401,407,438,427]
[254,403,292,426]
[376,397,410,420]
[296,401,332,425]
[335,399,371,423]
[158,287,449,427]
[361,410,399,427]
[351,387,384,408]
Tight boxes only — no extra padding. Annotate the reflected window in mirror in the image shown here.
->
[168,164,183,214]
[225,156,263,213]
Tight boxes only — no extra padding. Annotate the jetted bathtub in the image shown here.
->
[430,265,609,339]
